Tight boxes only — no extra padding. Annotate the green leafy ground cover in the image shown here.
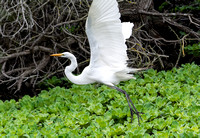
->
[0,63,200,137]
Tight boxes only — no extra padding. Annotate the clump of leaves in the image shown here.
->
[158,0,200,13]
[0,63,200,137]
[184,42,200,57]
[174,0,200,13]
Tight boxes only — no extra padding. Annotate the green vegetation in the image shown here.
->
[0,63,200,137]
[185,42,200,57]
[174,0,200,13]
[38,76,72,90]
[158,0,200,13]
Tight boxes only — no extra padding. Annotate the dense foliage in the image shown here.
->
[158,0,200,14]
[0,63,200,137]
[185,42,200,57]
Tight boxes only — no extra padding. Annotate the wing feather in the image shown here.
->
[86,0,131,70]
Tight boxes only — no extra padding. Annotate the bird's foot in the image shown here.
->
[129,106,144,126]
[113,86,143,125]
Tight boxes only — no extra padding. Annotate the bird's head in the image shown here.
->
[50,52,77,72]
[50,52,74,58]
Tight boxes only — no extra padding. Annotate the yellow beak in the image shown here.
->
[50,53,63,57]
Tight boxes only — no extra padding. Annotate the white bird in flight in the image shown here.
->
[51,0,144,124]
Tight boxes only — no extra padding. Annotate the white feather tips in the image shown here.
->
[122,22,134,40]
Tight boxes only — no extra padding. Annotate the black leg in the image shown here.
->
[112,86,143,125]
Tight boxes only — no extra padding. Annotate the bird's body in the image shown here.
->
[51,0,143,124]
[62,51,135,86]
[61,0,137,86]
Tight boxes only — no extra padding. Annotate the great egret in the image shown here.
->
[51,0,143,124]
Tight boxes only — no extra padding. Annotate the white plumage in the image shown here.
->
[86,0,130,86]
[51,0,143,124]
[122,22,134,40]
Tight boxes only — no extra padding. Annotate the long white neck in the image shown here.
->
[64,53,93,85]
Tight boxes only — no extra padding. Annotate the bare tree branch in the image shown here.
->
[0,0,199,95]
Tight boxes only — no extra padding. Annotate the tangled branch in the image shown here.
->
[0,0,199,95]
[0,0,90,93]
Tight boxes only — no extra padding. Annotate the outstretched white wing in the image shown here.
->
[86,0,132,69]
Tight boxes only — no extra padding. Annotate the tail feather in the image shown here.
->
[128,67,149,74]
